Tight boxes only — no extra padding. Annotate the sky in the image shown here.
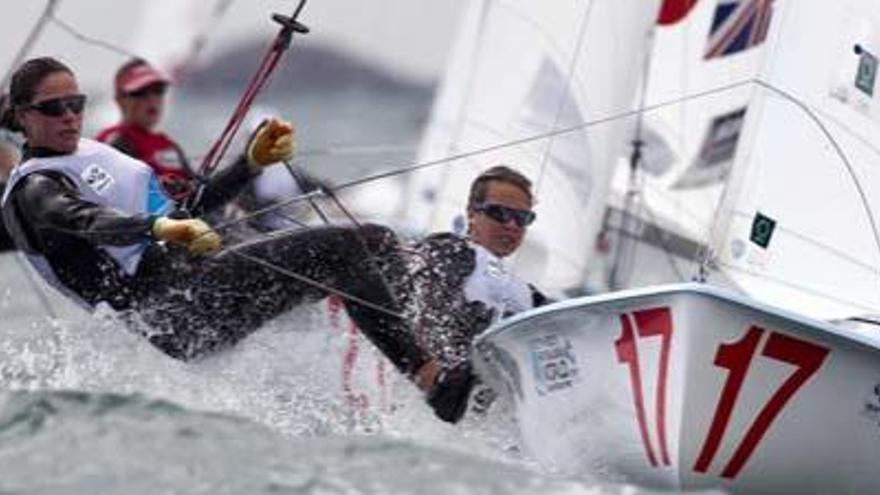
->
[1,0,467,94]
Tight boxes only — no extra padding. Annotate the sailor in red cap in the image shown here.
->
[97,58,257,214]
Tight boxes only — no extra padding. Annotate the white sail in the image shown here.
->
[130,0,223,80]
[405,0,662,293]
[710,0,880,319]
[599,0,773,290]
[601,0,880,319]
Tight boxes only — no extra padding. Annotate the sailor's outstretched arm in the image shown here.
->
[190,117,297,215]
[190,154,256,215]
[9,172,154,246]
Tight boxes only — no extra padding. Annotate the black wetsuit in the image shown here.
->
[1,146,429,377]
[1,146,535,423]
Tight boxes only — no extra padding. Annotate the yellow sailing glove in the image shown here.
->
[246,118,296,169]
[151,217,222,255]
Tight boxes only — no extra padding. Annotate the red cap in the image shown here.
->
[115,61,169,96]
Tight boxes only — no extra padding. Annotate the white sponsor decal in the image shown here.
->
[81,163,115,196]
[528,333,579,396]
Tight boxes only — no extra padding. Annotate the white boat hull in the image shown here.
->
[474,283,880,494]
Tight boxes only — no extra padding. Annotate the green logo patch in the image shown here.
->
[750,212,776,249]
[856,47,878,97]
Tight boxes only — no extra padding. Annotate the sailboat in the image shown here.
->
[410,0,880,492]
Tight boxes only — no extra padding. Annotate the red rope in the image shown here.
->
[197,35,285,177]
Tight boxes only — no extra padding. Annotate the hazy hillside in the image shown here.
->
[180,41,434,99]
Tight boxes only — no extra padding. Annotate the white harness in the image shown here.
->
[1,139,173,305]
[463,243,534,320]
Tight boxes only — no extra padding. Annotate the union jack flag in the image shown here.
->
[704,0,775,59]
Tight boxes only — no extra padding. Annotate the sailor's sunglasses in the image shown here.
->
[475,202,536,228]
[23,94,87,117]
[127,84,167,98]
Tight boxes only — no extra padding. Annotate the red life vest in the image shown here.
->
[96,123,195,200]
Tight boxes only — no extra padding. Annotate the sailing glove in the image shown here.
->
[151,217,222,255]
[246,118,296,169]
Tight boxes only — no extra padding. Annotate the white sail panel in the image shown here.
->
[408,0,661,292]
[131,0,224,79]
[713,0,880,318]
[599,0,775,290]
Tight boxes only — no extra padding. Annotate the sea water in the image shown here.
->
[0,254,735,494]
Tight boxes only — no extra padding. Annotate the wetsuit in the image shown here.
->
[401,233,548,415]
[0,139,429,378]
[402,233,548,367]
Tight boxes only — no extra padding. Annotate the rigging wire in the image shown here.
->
[186,78,880,319]
[1,0,68,342]
[421,0,493,230]
[332,78,759,192]
[222,248,405,320]
[281,158,329,224]
[533,0,596,192]
[1,0,63,91]
[45,0,235,67]
[175,0,236,76]
[198,78,765,243]
[751,79,880,263]
[48,14,138,59]
[608,25,657,290]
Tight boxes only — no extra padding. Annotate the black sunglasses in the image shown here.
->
[23,94,87,117]
[127,83,167,98]
[475,203,536,227]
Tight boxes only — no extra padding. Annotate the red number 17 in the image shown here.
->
[693,326,829,478]
[615,308,830,479]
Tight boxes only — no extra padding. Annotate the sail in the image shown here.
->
[130,0,232,81]
[599,0,775,290]
[405,0,662,293]
[710,0,880,319]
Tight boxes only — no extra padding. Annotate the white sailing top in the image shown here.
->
[463,243,534,320]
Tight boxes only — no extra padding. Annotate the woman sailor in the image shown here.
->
[0,56,474,422]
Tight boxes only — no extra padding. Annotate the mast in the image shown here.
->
[607,26,656,290]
